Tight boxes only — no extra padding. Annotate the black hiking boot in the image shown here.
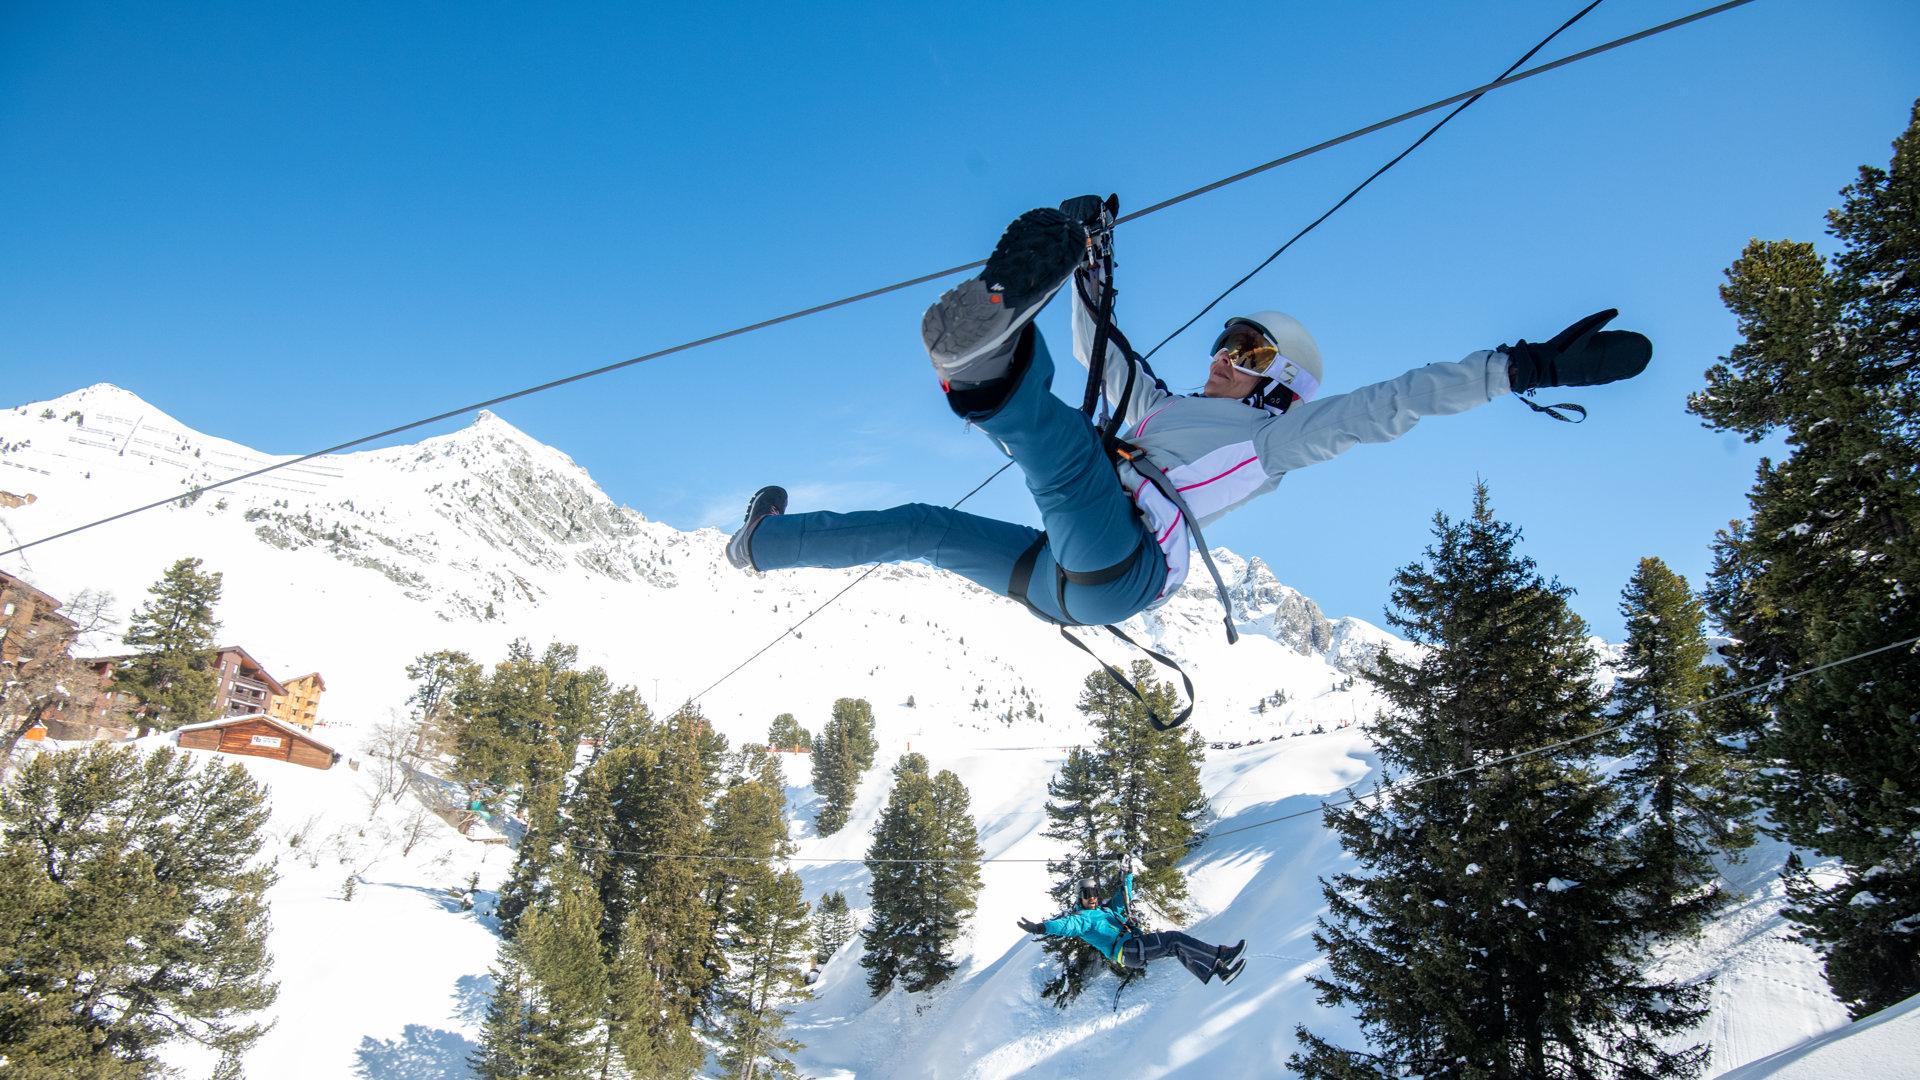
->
[1215,939,1247,969]
[726,486,787,571]
[1218,956,1247,985]
[922,207,1085,389]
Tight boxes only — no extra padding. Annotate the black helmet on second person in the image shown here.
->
[1211,310,1325,409]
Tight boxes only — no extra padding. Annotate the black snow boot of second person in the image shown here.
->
[726,486,787,571]
[1215,939,1247,968]
[922,207,1085,390]
[1503,309,1652,393]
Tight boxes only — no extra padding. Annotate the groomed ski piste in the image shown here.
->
[1,386,1902,1078]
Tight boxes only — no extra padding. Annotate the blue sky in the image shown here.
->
[5,0,1917,639]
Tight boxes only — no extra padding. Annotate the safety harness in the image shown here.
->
[1003,197,1242,732]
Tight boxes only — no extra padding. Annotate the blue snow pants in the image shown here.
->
[749,329,1166,626]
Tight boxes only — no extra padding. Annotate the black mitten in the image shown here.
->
[1503,309,1652,392]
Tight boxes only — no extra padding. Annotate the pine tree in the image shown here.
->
[404,648,483,763]
[472,878,610,1080]
[1039,746,1110,1004]
[605,910,703,1079]
[702,747,792,1017]
[913,768,984,993]
[861,754,932,997]
[1688,99,1920,1017]
[766,713,810,753]
[812,890,858,964]
[860,754,984,996]
[626,706,726,1030]
[1036,662,1208,1004]
[117,557,223,731]
[496,784,567,935]
[1293,485,1708,1079]
[1613,556,1756,938]
[716,869,812,1080]
[810,697,878,836]
[0,745,278,1075]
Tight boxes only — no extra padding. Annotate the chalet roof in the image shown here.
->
[213,645,289,697]
[0,569,65,611]
[284,671,325,690]
[172,712,339,756]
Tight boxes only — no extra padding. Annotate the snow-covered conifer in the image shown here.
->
[1691,99,1920,1017]
[810,697,878,836]
[1293,484,1709,1078]
[0,745,277,1074]
[1613,556,1755,937]
[812,890,858,964]
[118,556,223,731]
[861,754,983,996]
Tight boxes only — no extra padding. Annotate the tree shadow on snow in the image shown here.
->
[362,879,467,914]
[453,973,494,1025]
[353,1024,477,1080]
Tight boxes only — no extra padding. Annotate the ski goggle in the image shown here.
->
[1211,320,1322,403]
[1211,325,1280,375]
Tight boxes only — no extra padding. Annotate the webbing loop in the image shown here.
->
[1513,392,1588,423]
[1053,624,1195,732]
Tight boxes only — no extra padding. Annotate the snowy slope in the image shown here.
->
[1715,993,1920,1080]
[0,385,1856,1078]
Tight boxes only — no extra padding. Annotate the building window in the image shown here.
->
[1,602,14,616]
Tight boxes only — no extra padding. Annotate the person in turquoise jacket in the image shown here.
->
[1016,855,1246,985]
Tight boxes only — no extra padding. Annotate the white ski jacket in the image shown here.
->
[1069,287,1511,606]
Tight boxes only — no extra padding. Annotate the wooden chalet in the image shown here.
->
[175,713,340,770]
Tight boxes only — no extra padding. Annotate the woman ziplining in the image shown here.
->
[723,200,1651,715]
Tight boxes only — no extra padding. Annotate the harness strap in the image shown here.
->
[1100,624,1195,732]
[1053,624,1194,732]
[1007,533,1052,624]
[1111,440,1240,646]
[1006,531,1192,730]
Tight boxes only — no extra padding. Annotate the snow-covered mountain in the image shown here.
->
[0,385,1855,1078]
[0,383,1399,739]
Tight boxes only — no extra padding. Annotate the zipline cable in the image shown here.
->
[1135,0,1603,360]
[0,0,1761,562]
[675,0,1650,705]
[577,633,1920,866]
[684,460,1014,705]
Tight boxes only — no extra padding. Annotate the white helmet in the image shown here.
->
[1212,310,1324,406]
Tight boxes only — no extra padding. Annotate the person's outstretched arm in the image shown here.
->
[1253,351,1511,477]
[1114,854,1145,913]
[1021,910,1093,938]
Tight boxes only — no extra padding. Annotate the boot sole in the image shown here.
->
[727,486,788,570]
[923,208,1082,383]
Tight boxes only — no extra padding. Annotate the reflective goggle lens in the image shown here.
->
[1213,326,1279,374]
